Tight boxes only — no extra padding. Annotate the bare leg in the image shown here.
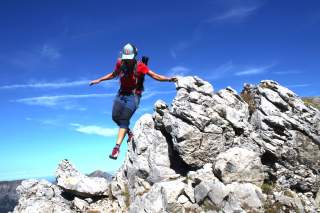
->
[115,128,128,146]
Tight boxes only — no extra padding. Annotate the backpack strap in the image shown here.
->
[135,56,148,94]
[133,62,138,94]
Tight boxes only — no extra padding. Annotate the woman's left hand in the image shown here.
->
[89,79,101,86]
[169,77,178,82]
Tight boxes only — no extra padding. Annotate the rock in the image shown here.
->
[87,198,125,213]
[125,114,176,184]
[56,159,110,197]
[13,179,73,213]
[226,182,265,210]
[72,197,88,212]
[184,183,195,203]
[273,191,304,212]
[129,183,165,213]
[175,76,213,96]
[13,76,320,212]
[241,80,320,194]
[220,195,244,213]
[178,195,189,204]
[194,177,228,206]
[214,88,250,132]
[160,179,186,204]
[315,189,320,209]
[214,147,265,186]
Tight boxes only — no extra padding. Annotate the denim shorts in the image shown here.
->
[112,94,140,129]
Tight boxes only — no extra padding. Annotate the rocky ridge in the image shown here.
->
[13,76,320,212]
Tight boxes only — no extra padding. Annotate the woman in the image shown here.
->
[90,43,177,160]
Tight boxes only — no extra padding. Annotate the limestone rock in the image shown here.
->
[56,159,110,197]
[13,179,72,213]
[226,182,265,210]
[214,147,265,186]
[13,76,320,212]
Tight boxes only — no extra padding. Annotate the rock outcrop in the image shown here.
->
[13,76,320,212]
[56,159,110,197]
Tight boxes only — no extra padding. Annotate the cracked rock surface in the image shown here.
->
[13,76,320,212]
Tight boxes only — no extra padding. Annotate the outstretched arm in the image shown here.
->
[147,70,177,82]
[89,71,117,86]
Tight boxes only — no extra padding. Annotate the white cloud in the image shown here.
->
[207,61,234,80]
[205,0,263,23]
[41,44,61,60]
[70,123,118,137]
[170,32,201,59]
[0,80,90,89]
[235,63,275,76]
[170,41,192,59]
[2,43,63,70]
[168,66,190,76]
[25,117,62,126]
[212,6,259,22]
[141,90,176,100]
[170,66,190,73]
[14,93,114,109]
[0,79,118,90]
[170,50,177,59]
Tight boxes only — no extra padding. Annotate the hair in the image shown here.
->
[130,43,138,57]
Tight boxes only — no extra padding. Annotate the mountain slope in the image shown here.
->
[0,180,22,213]
[303,97,320,110]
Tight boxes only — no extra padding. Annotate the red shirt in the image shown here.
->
[114,59,149,94]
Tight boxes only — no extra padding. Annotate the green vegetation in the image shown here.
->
[240,87,257,115]
[121,184,130,208]
[264,201,284,213]
[303,98,320,110]
[201,198,220,211]
[136,187,150,197]
[261,183,275,195]
[182,176,193,184]
[108,184,114,200]
[263,200,300,213]
[283,190,294,198]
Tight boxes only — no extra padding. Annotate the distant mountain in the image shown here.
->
[303,97,320,110]
[88,170,113,181]
[0,180,22,213]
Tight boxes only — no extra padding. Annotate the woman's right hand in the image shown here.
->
[89,79,101,86]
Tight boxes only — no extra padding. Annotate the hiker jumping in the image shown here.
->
[90,43,177,160]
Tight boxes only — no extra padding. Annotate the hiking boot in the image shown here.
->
[109,146,120,160]
[127,129,133,142]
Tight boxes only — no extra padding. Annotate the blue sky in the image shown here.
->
[0,0,319,180]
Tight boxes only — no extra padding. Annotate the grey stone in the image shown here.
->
[72,197,88,212]
[13,76,320,212]
[56,159,110,197]
[214,147,265,186]
[226,182,265,210]
[13,179,73,213]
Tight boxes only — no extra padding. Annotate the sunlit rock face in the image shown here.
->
[13,76,320,213]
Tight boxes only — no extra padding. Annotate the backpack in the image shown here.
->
[118,56,149,93]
